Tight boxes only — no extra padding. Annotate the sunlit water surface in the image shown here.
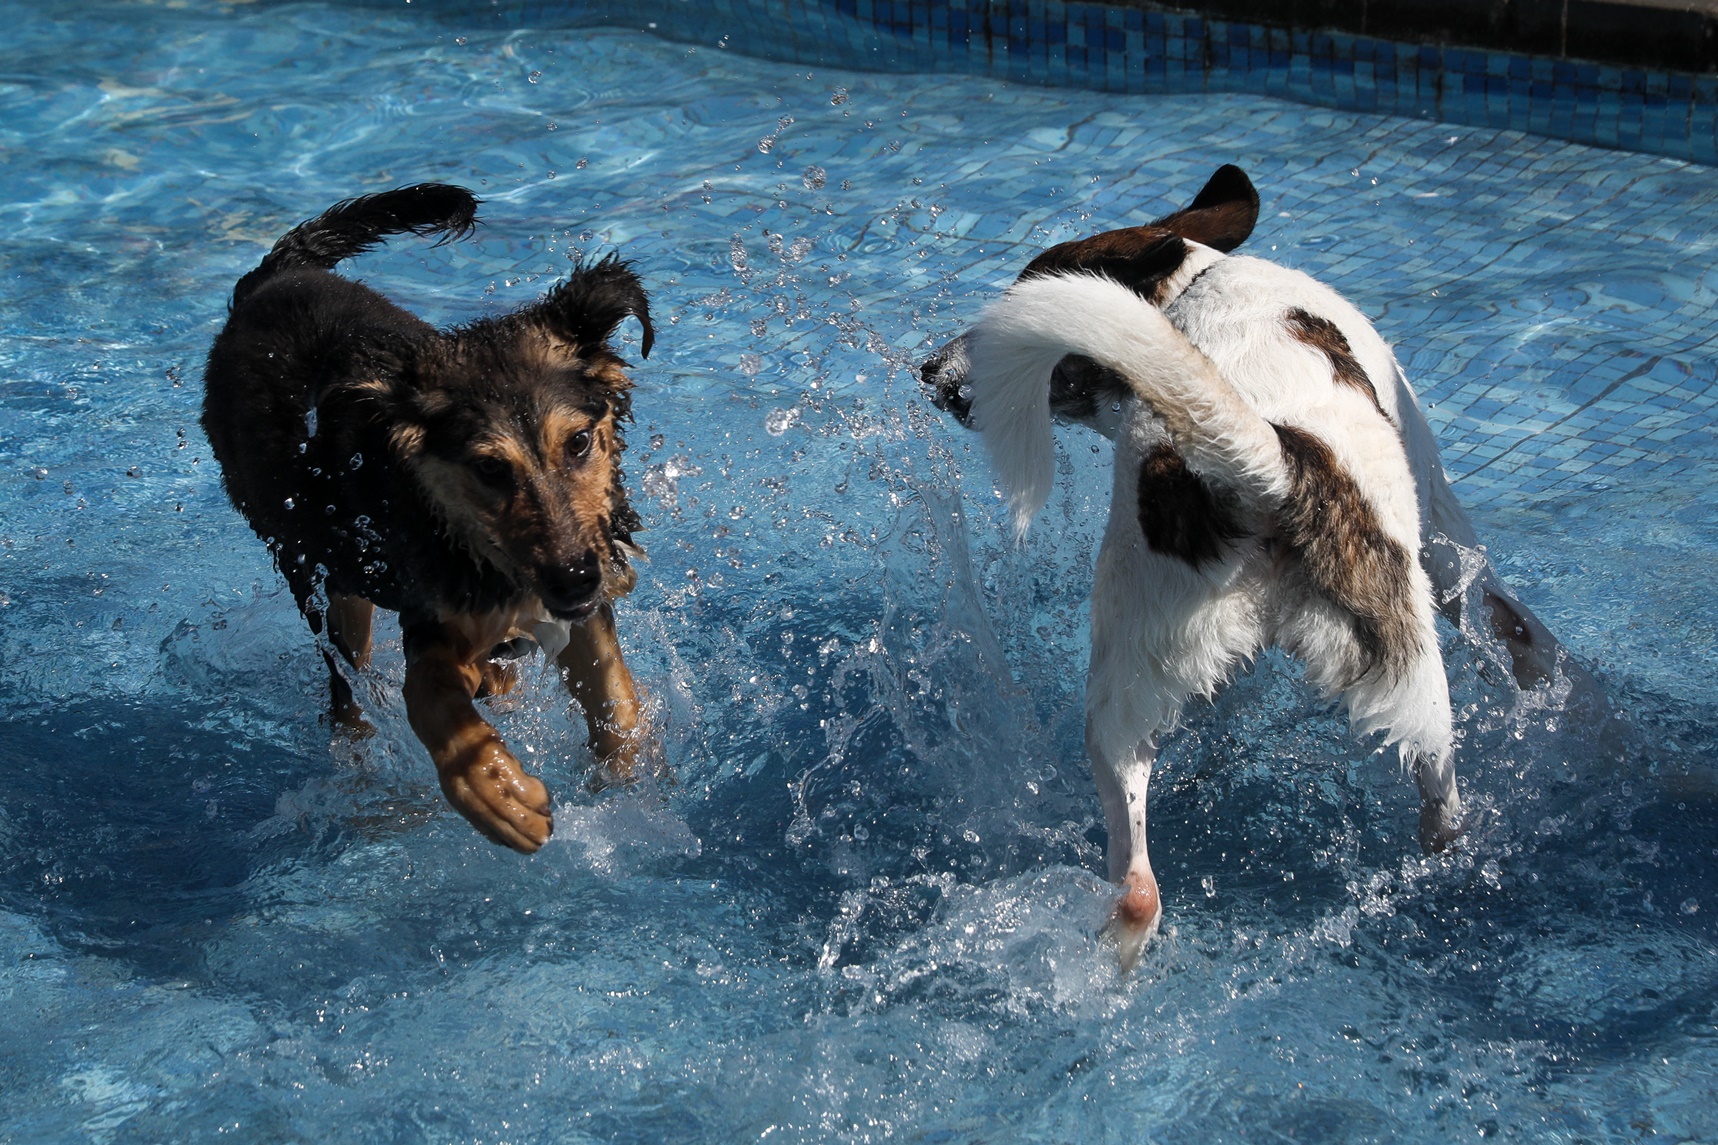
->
[2,2,1716,1140]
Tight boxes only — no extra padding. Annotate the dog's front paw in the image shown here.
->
[437,739,553,853]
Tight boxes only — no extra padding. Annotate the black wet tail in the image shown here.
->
[234,183,480,303]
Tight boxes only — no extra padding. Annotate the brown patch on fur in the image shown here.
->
[389,422,426,457]
[479,434,535,474]
[1019,228,1188,304]
[1013,167,1259,303]
[583,356,633,393]
[1271,423,1419,681]
[1284,309,1387,419]
[1136,443,1245,568]
[1151,164,1260,253]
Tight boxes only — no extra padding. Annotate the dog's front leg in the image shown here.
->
[403,629,553,852]
[556,602,644,789]
[1090,730,1161,971]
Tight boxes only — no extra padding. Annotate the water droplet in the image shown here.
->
[283,498,295,510]
[739,353,764,377]
[831,87,848,105]
[802,165,826,191]
[527,70,542,83]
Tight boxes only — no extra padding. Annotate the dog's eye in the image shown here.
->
[567,430,593,461]
[471,456,514,489]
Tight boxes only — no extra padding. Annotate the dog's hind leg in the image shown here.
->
[556,603,644,789]
[327,593,375,668]
[403,625,553,852]
[1397,367,1609,707]
[323,593,375,728]
[1090,731,1161,972]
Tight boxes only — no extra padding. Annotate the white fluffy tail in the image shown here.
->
[964,272,1291,536]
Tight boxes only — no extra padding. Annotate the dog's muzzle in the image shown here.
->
[921,332,975,428]
[536,552,603,619]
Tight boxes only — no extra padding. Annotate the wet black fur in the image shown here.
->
[203,184,653,635]
[1136,443,1246,567]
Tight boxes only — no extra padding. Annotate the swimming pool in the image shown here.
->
[2,1,1715,1140]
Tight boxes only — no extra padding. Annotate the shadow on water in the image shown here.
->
[0,694,381,980]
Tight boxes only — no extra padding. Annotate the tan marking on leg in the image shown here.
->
[327,593,374,669]
[556,602,644,788]
[323,594,376,730]
[475,657,520,699]
[323,648,368,731]
[1284,308,1388,419]
[404,630,552,852]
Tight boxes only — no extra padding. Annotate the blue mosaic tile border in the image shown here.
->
[474,0,1718,165]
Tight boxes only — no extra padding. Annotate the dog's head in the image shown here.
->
[922,164,1259,428]
[385,254,654,619]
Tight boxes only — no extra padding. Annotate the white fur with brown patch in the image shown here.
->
[964,268,1458,967]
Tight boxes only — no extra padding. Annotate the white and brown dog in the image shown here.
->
[922,165,1590,967]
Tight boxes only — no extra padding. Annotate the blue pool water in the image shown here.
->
[2,2,1717,1140]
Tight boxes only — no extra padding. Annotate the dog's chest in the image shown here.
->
[438,603,572,664]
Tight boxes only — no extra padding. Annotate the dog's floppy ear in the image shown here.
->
[517,252,654,360]
[1152,164,1259,253]
[1017,228,1188,302]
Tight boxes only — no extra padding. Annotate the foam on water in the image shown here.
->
[1,1,1716,1140]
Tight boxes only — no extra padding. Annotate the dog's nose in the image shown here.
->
[537,553,601,615]
[922,356,974,426]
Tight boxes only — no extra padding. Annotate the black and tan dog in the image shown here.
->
[204,184,653,853]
